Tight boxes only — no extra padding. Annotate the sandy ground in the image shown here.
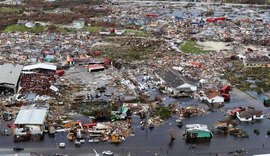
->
[197,41,233,52]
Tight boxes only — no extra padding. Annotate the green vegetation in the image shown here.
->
[97,45,155,61]
[4,25,45,33]
[83,26,102,33]
[180,40,210,54]
[224,61,270,92]
[158,106,172,119]
[0,7,22,13]
[82,111,93,116]
[92,38,158,61]
[124,29,150,37]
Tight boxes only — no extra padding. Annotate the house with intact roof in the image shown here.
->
[200,90,225,104]
[236,109,264,122]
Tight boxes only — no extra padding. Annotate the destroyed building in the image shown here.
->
[0,63,23,94]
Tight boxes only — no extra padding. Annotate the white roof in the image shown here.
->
[0,64,23,86]
[186,124,211,132]
[14,107,48,125]
[23,63,57,71]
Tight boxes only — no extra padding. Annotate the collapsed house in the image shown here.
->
[19,63,57,97]
[77,101,112,120]
[14,105,49,141]
[237,50,270,68]
[0,64,23,94]
[243,56,270,68]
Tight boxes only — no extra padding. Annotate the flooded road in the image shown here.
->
[1,89,270,156]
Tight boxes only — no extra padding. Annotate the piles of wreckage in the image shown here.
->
[0,0,269,149]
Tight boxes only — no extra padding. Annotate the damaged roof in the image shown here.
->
[0,63,23,86]
[155,68,185,88]
[23,63,57,71]
[14,107,48,125]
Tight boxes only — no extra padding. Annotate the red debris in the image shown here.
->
[55,70,65,77]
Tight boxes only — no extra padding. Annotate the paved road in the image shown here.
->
[230,88,266,110]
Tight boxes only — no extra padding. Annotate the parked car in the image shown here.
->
[13,146,24,151]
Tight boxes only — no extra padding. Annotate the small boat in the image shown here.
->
[176,118,183,128]
[149,123,154,130]
[89,139,94,143]
[89,138,100,143]
[59,143,65,148]
[102,150,114,156]
[93,138,100,143]
[263,96,270,107]
[75,140,81,148]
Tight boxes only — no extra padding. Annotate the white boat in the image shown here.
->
[89,139,94,143]
[102,150,114,156]
[59,142,65,148]
[89,138,100,143]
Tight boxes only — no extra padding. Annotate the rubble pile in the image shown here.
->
[175,106,207,118]
[104,120,134,139]
[0,1,269,151]
[19,73,56,96]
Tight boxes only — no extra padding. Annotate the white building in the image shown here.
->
[200,90,225,104]
[14,106,49,139]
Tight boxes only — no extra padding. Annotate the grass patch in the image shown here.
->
[54,27,77,33]
[93,45,155,61]
[0,7,22,13]
[4,25,46,33]
[158,106,172,119]
[180,40,210,54]
[223,61,270,93]
[150,106,172,119]
[91,38,161,61]
[82,26,102,33]
[124,29,150,37]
